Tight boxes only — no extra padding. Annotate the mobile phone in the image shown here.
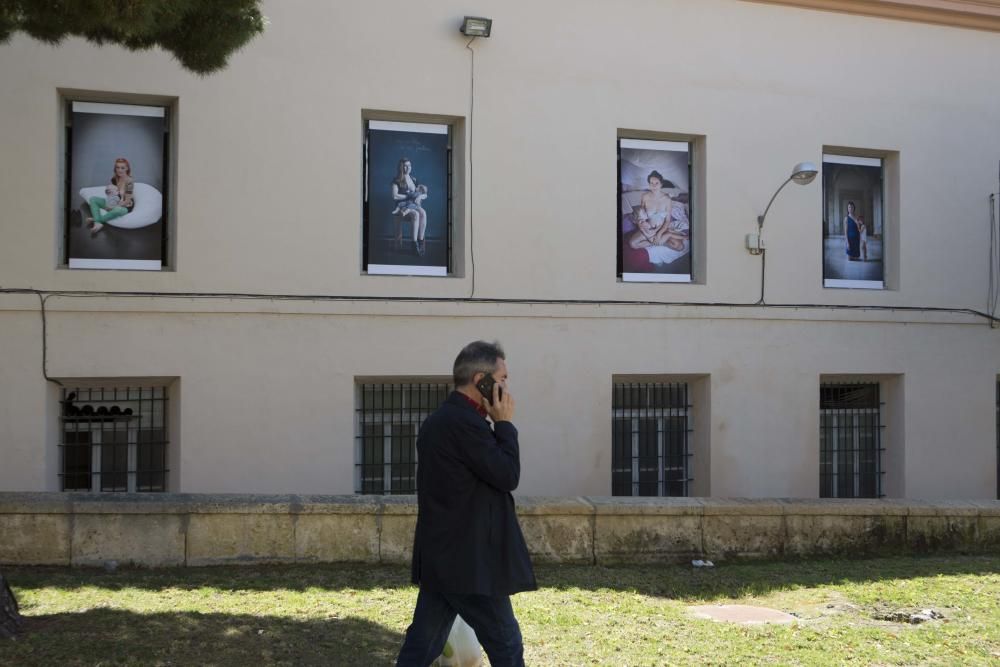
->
[476,374,503,405]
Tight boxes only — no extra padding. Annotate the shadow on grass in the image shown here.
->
[536,554,1000,601]
[5,554,999,602]
[5,563,414,594]
[0,608,403,667]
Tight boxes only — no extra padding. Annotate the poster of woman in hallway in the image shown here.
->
[822,154,884,289]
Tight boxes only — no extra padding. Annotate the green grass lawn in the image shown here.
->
[1,555,998,666]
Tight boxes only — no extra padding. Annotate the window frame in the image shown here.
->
[612,381,693,497]
[354,380,452,495]
[821,151,887,290]
[361,119,454,277]
[819,382,885,498]
[617,136,695,284]
[59,385,169,493]
[62,98,172,271]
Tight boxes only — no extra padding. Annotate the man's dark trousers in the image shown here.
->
[395,588,524,667]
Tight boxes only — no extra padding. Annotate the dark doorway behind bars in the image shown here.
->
[355,382,452,494]
[612,382,692,497]
[820,382,884,498]
[60,386,169,492]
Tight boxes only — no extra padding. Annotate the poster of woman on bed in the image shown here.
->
[364,120,450,276]
[66,101,168,271]
[822,154,884,289]
[618,139,692,282]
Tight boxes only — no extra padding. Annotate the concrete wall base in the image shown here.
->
[1,493,997,567]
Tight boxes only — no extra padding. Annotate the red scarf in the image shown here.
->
[459,392,489,419]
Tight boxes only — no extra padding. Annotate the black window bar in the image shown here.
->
[355,382,452,494]
[612,382,692,497]
[996,379,999,500]
[820,383,884,498]
[59,387,169,493]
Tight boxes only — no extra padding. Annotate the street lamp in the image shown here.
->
[747,161,818,255]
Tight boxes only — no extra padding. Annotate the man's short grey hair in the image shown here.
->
[453,340,505,386]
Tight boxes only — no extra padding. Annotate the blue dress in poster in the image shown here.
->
[366,124,449,275]
[845,213,861,260]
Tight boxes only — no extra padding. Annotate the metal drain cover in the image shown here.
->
[688,604,797,624]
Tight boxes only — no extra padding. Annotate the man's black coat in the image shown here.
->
[410,391,537,596]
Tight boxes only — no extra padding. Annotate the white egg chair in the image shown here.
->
[78,182,163,229]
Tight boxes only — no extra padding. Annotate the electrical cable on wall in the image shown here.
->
[990,191,997,325]
[988,160,1000,327]
[4,286,999,317]
[756,250,767,305]
[35,292,63,387]
[5,286,997,385]
[465,36,477,297]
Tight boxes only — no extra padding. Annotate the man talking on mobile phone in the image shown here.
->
[396,340,536,667]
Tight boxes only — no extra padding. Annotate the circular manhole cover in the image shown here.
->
[688,604,797,625]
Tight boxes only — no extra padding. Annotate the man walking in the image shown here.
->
[396,341,537,667]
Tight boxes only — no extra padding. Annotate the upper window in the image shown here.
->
[820,383,883,498]
[64,101,170,271]
[355,381,451,494]
[618,139,693,283]
[822,154,884,289]
[363,120,453,276]
[612,382,692,496]
[60,386,169,492]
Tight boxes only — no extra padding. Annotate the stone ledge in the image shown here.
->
[903,500,981,517]
[0,493,998,567]
[0,493,73,514]
[588,496,704,516]
[701,498,785,516]
[70,493,299,515]
[282,495,381,515]
[378,495,419,516]
[970,500,1000,517]
[779,498,910,516]
[514,496,594,515]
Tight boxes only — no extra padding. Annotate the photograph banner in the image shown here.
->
[67,101,167,270]
[822,154,884,289]
[619,139,692,282]
[365,121,450,276]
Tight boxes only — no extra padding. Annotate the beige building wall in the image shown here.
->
[1,0,999,498]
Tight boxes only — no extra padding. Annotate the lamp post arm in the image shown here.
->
[757,176,793,230]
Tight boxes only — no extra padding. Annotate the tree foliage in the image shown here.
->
[0,0,266,74]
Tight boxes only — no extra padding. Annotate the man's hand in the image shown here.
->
[484,382,514,423]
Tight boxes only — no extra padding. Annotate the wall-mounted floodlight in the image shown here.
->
[460,16,492,37]
[747,161,818,255]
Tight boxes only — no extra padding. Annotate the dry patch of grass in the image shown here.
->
[1,555,997,666]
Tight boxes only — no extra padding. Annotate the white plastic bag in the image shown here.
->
[433,614,483,667]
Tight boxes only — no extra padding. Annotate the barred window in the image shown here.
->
[612,382,692,497]
[355,382,451,494]
[60,386,169,492]
[820,383,884,498]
